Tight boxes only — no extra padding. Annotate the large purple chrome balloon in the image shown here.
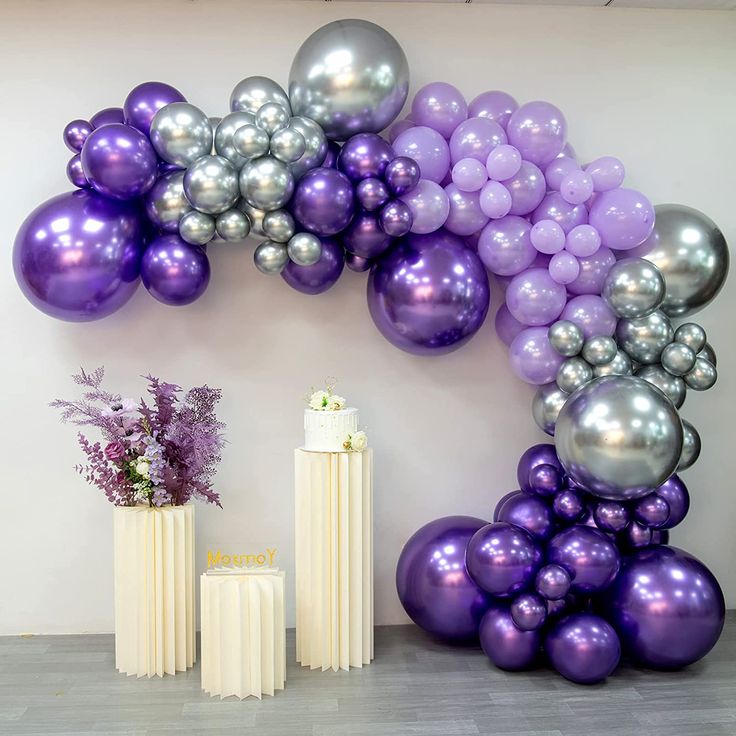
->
[141,235,210,306]
[291,167,355,236]
[367,229,490,355]
[396,515,492,643]
[479,604,542,671]
[605,545,724,669]
[13,190,144,321]
[123,81,186,137]
[337,133,393,182]
[282,238,344,295]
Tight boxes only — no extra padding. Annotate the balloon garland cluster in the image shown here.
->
[12,18,731,685]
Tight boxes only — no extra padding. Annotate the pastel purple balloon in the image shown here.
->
[549,251,580,285]
[291,168,355,236]
[496,492,555,542]
[345,251,372,273]
[585,156,625,192]
[468,91,518,129]
[123,81,186,137]
[336,133,393,182]
[443,184,489,236]
[553,488,586,524]
[379,200,413,238]
[561,294,617,338]
[341,211,392,259]
[282,238,344,295]
[392,126,451,184]
[589,188,656,251]
[66,154,89,189]
[547,526,621,593]
[560,169,594,205]
[565,224,601,257]
[502,161,546,216]
[494,304,526,346]
[480,605,542,671]
[356,178,389,211]
[90,107,125,128]
[80,123,157,201]
[411,82,468,139]
[566,246,616,295]
[535,564,571,601]
[451,158,488,192]
[517,443,564,491]
[532,192,588,234]
[510,327,565,384]
[63,119,92,153]
[530,219,565,254]
[388,118,415,144]
[478,216,536,276]
[506,268,567,326]
[511,593,547,631]
[594,501,630,533]
[384,156,421,196]
[399,179,449,234]
[479,181,512,219]
[545,156,579,191]
[449,116,507,164]
[13,190,144,322]
[141,235,210,306]
[486,144,522,182]
[655,476,690,529]
[507,101,567,166]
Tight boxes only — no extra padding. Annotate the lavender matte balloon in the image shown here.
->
[479,605,542,671]
[449,116,507,165]
[367,230,490,355]
[478,216,536,276]
[532,192,588,234]
[282,238,344,295]
[291,168,355,236]
[510,327,565,385]
[392,126,450,184]
[451,158,488,192]
[384,156,421,197]
[341,211,392,259]
[399,179,450,234]
[496,492,555,542]
[585,156,625,192]
[443,184,488,236]
[567,247,616,295]
[565,224,602,258]
[396,516,493,642]
[545,156,579,191]
[337,133,393,182]
[123,81,186,136]
[549,252,580,285]
[468,90,518,129]
[13,190,144,321]
[561,295,617,339]
[141,235,210,306]
[411,82,467,139]
[90,107,125,128]
[589,188,655,251]
[502,161,546,216]
[486,145,522,182]
[547,526,621,593]
[379,200,413,237]
[494,304,526,347]
[506,268,567,326]
[507,101,567,166]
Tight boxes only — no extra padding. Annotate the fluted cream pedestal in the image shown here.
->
[295,448,374,672]
[113,504,195,678]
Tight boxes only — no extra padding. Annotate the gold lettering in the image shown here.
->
[256,554,266,565]
[207,550,222,568]
[267,548,277,565]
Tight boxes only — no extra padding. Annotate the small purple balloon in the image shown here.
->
[511,593,547,631]
[507,101,567,166]
[589,188,655,251]
[553,488,586,524]
[468,91,518,129]
[532,192,588,234]
[384,156,421,197]
[411,82,467,139]
[141,235,210,306]
[379,200,413,238]
[527,463,563,498]
[399,179,449,234]
[594,501,630,533]
[66,154,89,189]
[567,246,616,295]
[449,116,507,165]
[123,81,186,136]
[486,144,522,182]
[90,107,125,128]
[549,251,580,285]
[392,126,451,184]
[345,251,372,273]
[480,605,541,671]
[291,168,355,236]
[337,133,394,182]
[561,295,617,339]
[585,156,625,192]
[443,184,489,236]
[497,492,555,542]
[282,238,344,295]
[535,564,571,601]
[655,475,690,529]
[63,119,92,153]
[356,178,389,211]
[530,219,565,255]
[565,224,602,258]
[510,327,565,385]
[560,169,594,205]
[505,268,567,326]
[341,211,392,259]
[479,181,512,220]
[621,521,654,549]
[451,158,488,192]
[545,156,579,191]
[494,304,526,347]
[81,123,158,200]
[502,161,546,216]
[478,215,535,276]
[634,494,671,529]
[517,444,564,491]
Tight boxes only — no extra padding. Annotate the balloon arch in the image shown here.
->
[13,19,730,685]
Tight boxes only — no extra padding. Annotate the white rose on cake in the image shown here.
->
[344,430,368,452]
[328,394,346,411]
[309,390,330,411]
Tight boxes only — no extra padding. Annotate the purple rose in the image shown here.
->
[104,441,126,462]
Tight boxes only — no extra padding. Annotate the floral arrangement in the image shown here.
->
[51,367,226,507]
[343,431,368,453]
[307,383,346,412]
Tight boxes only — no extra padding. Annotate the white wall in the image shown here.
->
[1,0,734,634]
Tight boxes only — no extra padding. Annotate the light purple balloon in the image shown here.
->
[486,144,522,182]
[549,251,580,285]
[532,192,588,234]
[510,327,565,384]
[530,219,565,255]
[565,224,601,257]
[561,294,617,338]
[444,184,489,236]
[502,161,546,216]
[545,156,579,191]
[388,118,415,144]
[589,188,655,251]
[495,304,526,346]
[123,81,186,137]
[479,181,512,219]
[506,268,567,326]
[468,91,519,129]
[392,126,451,184]
[452,158,488,192]
[585,156,625,192]
[478,215,536,276]
[560,169,594,205]
[567,246,616,295]
[449,116,507,165]
[379,199,413,237]
[507,101,567,166]
[411,82,468,139]
[399,179,450,234]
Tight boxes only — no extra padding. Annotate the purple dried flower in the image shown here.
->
[104,441,126,462]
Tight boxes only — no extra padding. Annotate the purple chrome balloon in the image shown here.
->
[13,190,144,321]
[341,211,392,259]
[345,251,372,273]
[443,183,488,237]
[510,328,565,384]
[566,246,616,295]
[655,475,690,529]
[621,520,653,549]
[337,133,394,182]
[493,490,523,521]
[356,178,390,211]
[468,91,518,129]
[392,126,450,184]
[449,116,507,165]
[497,492,555,542]
[66,154,89,188]
[527,463,563,498]
[553,488,586,524]
[384,156,421,197]
[322,141,341,169]
[478,215,536,276]
[605,545,725,669]
[367,229,490,355]
[502,161,546,216]
[141,235,210,306]
[282,238,344,295]
[479,605,541,671]
[507,101,567,166]
[634,494,671,528]
[90,106,125,128]
[63,119,92,153]
[396,515,492,643]
[593,501,630,533]
[517,444,563,493]
[379,200,413,237]
[494,304,526,347]
[291,168,355,236]
[511,593,547,631]
[123,81,186,136]
[535,564,571,601]
[411,82,468,139]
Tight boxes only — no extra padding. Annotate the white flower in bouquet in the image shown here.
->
[309,390,330,411]
[328,394,346,411]
[135,458,151,478]
[344,430,368,452]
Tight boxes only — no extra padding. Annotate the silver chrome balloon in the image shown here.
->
[179,209,215,246]
[601,257,665,319]
[288,19,409,141]
[269,127,307,164]
[150,102,213,168]
[287,232,323,266]
[214,111,256,168]
[674,322,707,353]
[660,342,697,377]
[592,350,633,378]
[616,310,674,365]
[548,320,584,357]
[581,336,617,366]
[237,199,267,237]
[555,375,684,500]
[684,357,717,391]
[635,364,686,409]
[230,76,291,116]
[239,156,294,212]
[232,124,270,161]
[255,102,290,135]
[532,382,569,436]
[699,342,717,366]
[556,357,593,394]
[215,208,251,242]
[144,170,191,234]
[263,209,296,243]
[254,240,289,274]
[678,420,701,471]
[208,117,221,152]
[183,155,239,215]
[288,116,328,179]
[633,203,729,317]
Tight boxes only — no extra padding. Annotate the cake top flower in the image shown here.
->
[306,381,346,412]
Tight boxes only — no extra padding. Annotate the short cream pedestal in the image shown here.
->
[295,448,374,672]
[113,504,195,678]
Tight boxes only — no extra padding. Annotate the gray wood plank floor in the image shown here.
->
[1,614,735,736]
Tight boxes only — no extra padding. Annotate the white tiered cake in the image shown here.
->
[304,408,359,452]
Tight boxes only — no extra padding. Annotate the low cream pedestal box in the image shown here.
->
[201,569,286,700]
[295,448,374,672]
[113,504,195,678]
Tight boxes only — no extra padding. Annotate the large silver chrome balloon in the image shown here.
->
[239,156,294,212]
[232,124,270,161]
[150,102,213,168]
[592,350,633,378]
[179,209,215,246]
[633,204,729,317]
[183,155,239,215]
[660,342,696,377]
[678,420,701,471]
[263,209,296,243]
[616,310,674,364]
[555,376,684,500]
[532,382,569,436]
[288,19,409,141]
[215,111,255,168]
[556,357,593,394]
[287,232,322,266]
[684,356,717,391]
[288,116,328,180]
[581,336,617,366]
[230,76,291,116]
[215,208,250,242]
[269,127,306,164]
[674,322,707,354]
[254,240,289,274]
[635,364,686,409]
[548,320,584,357]
[144,170,191,233]
[601,257,665,319]
[237,199,267,237]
